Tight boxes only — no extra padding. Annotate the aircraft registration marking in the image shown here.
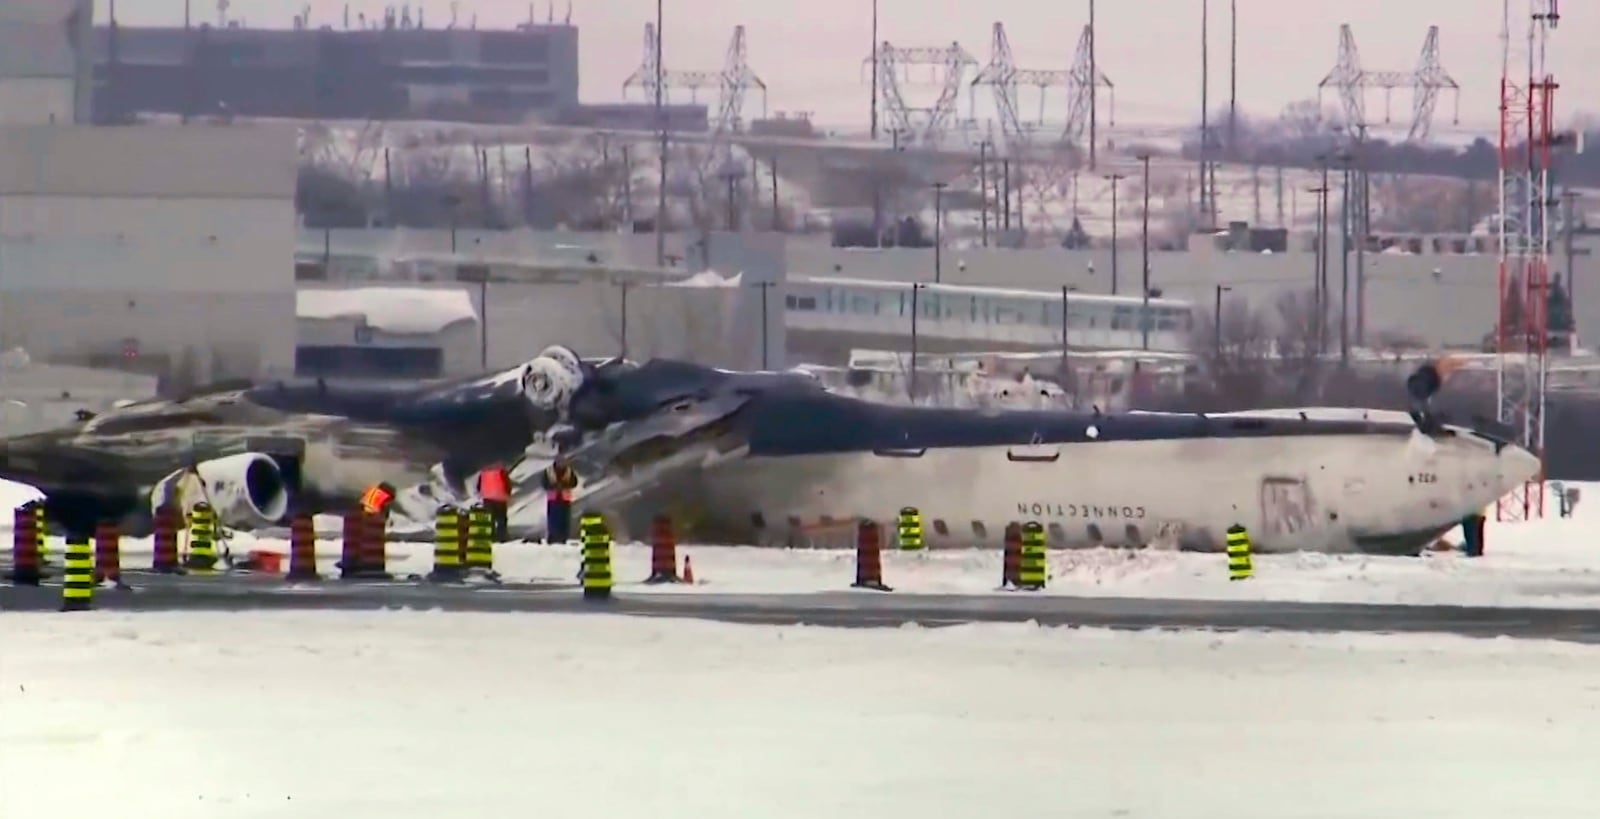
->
[1016,502,1147,520]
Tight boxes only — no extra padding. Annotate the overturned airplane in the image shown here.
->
[543,355,1537,556]
[0,347,1540,555]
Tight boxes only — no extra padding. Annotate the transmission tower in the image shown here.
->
[970,22,1070,155]
[623,23,768,134]
[1496,0,1560,522]
[1317,24,1461,142]
[1064,24,1114,153]
[866,40,977,148]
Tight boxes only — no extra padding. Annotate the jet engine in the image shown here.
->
[150,453,290,528]
[522,348,584,415]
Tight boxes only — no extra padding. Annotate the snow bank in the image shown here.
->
[4,612,1599,818]
[297,287,477,335]
[665,270,744,287]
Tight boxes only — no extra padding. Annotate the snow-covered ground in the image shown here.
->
[5,612,1600,818]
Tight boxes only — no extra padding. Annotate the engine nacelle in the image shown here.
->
[149,453,290,529]
[521,352,584,415]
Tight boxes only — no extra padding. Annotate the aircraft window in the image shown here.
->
[1086,523,1104,544]
[1047,522,1066,543]
[933,519,949,536]
[785,295,817,310]
[1124,523,1143,546]
[971,520,988,540]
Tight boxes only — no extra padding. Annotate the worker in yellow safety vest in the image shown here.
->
[540,459,579,543]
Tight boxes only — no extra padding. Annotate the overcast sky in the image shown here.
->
[107,0,1596,135]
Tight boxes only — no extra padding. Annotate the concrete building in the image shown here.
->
[0,123,300,383]
[92,20,580,124]
[0,0,94,124]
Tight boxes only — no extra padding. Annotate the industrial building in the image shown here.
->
[0,0,94,124]
[296,287,481,378]
[92,18,581,124]
[0,124,300,384]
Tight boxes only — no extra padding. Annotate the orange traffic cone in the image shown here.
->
[682,555,695,584]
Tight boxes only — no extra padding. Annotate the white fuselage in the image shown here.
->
[684,422,1538,554]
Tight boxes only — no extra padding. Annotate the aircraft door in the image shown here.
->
[1257,476,1319,540]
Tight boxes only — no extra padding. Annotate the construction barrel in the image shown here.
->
[579,512,613,600]
[429,504,464,583]
[465,504,497,580]
[1226,524,1254,581]
[8,502,43,585]
[151,503,183,574]
[1017,521,1047,591]
[186,503,220,573]
[60,535,93,612]
[897,506,924,551]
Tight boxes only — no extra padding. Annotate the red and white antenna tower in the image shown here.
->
[1495,0,1559,521]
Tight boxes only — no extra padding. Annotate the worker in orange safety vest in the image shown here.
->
[359,482,398,517]
[477,463,512,542]
[540,458,579,543]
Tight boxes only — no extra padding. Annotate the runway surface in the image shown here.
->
[7,572,1600,642]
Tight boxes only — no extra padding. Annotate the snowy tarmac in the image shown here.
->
[8,572,1600,642]
[7,612,1600,819]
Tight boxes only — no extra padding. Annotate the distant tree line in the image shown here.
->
[1192,100,1599,188]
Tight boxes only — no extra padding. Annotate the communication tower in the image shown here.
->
[1496,0,1559,521]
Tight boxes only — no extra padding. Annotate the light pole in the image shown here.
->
[908,283,921,402]
[932,182,948,283]
[1060,284,1073,370]
[979,141,991,247]
[1214,284,1232,356]
[1314,153,1331,352]
[654,0,667,268]
[1337,151,1352,365]
[444,193,461,253]
[1305,180,1331,353]
[1104,172,1125,294]
[619,281,629,359]
[758,281,772,369]
[1562,189,1582,305]
[1137,153,1151,351]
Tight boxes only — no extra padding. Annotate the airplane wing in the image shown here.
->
[561,391,756,510]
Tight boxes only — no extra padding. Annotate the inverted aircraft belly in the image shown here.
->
[684,433,1470,554]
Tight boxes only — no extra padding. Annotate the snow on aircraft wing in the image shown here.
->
[559,391,755,509]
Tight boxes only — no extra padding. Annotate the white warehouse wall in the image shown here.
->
[0,124,298,383]
[0,78,75,124]
[0,0,93,124]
